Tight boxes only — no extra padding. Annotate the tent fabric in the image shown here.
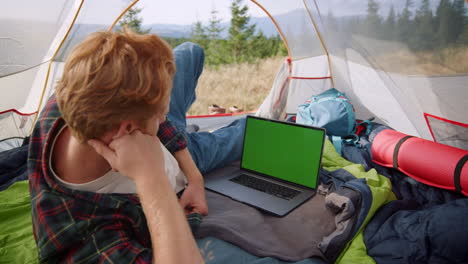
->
[1,0,468,263]
[251,0,468,150]
[425,113,468,150]
[0,0,132,142]
[256,59,291,119]
[1,0,467,149]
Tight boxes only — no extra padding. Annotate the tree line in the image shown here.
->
[330,0,468,51]
[187,0,287,66]
[119,0,287,67]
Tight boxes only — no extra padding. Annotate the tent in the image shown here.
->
[1,0,468,263]
[1,0,467,151]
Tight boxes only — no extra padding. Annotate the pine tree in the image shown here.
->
[364,0,381,38]
[456,2,468,45]
[206,9,228,65]
[250,31,277,59]
[275,35,288,56]
[411,0,435,50]
[452,0,467,43]
[398,0,414,44]
[191,21,208,50]
[207,10,224,40]
[383,5,397,40]
[228,0,256,63]
[458,24,468,44]
[118,7,150,34]
[435,0,452,47]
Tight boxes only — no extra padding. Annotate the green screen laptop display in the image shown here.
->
[241,117,324,188]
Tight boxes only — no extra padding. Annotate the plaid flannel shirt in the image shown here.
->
[28,95,187,263]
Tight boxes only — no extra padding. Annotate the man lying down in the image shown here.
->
[27,28,248,263]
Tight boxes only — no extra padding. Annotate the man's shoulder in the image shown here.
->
[28,95,62,150]
[27,95,64,192]
[37,95,62,129]
[27,95,152,262]
[33,190,152,262]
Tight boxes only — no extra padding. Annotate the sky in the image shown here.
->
[1,0,386,26]
[136,0,299,25]
[138,0,268,25]
[1,0,288,25]
[6,0,453,26]
[5,0,468,25]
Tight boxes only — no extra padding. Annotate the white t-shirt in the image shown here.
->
[50,127,187,194]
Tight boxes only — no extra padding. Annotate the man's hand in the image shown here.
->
[173,148,209,216]
[90,129,204,264]
[179,183,208,216]
[88,130,165,183]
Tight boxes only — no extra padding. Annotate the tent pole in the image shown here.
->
[29,0,85,134]
[303,0,335,88]
[109,0,141,31]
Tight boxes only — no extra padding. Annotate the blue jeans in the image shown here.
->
[167,42,245,174]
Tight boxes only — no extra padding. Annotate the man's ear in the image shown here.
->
[113,120,139,140]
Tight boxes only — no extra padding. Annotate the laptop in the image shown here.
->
[204,116,326,216]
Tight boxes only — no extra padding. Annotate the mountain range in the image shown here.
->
[145,0,443,38]
[146,15,278,39]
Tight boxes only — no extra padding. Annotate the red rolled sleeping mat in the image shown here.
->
[371,129,468,196]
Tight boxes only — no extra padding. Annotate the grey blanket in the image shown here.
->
[196,163,358,262]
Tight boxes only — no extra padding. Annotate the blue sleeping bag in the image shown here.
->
[341,127,468,264]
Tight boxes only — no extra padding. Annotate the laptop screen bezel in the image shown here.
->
[239,116,326,190]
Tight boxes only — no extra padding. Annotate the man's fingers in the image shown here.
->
[88,139,117,166]
[188,204,208,216]
[198,205,209,216]
[178,196,193,215]
[179,195,189,208]
[184,206,194,215]
[180,199,208,216]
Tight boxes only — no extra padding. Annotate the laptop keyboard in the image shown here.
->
[230,174,301,200]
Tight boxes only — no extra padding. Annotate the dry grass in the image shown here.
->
[423,46,468,74]
[373,46,468,75]
[187,57,285,116]
[352,35,468,75]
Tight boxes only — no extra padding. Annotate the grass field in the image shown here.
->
[373,45,468,75]
[187,56,285,116]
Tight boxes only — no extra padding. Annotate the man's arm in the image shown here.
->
[89,131,203,263]
[157,119,208,216]
[157,119,187,153]
[136,162,203,263]
[174,148,208,215]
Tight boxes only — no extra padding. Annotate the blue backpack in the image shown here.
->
[297,88,356,136]
[296,88,372,154]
